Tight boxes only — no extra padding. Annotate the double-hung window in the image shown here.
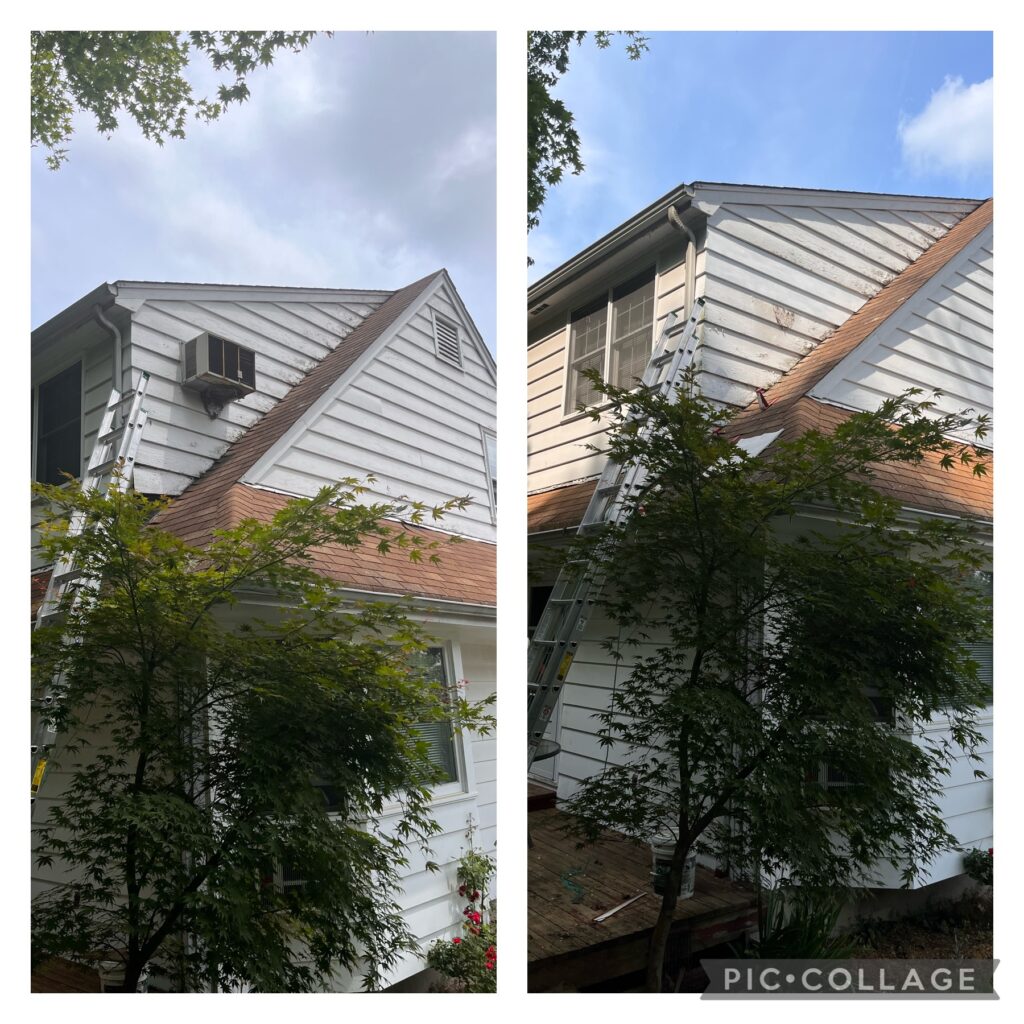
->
[34,362,82,484]
[565,267,657,414]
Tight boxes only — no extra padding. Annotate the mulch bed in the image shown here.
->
[851,890,993,960]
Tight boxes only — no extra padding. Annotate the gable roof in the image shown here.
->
[144,269,496,606]
[527,199,994,533]
[152,270,441,523]
[728,199,993,433]
[528,181,982,314]
[726,199,992,521]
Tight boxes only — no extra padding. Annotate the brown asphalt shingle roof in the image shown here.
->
[527,201,993,532]
[164,483,496,605]
[528,481,596,534]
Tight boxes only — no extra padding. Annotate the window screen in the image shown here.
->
[610,269,656,388]
[566,296,608,412]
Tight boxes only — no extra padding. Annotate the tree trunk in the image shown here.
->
[644,839,690,992]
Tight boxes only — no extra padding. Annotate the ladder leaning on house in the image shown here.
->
[526,299,705,771]
[31,371,152,812]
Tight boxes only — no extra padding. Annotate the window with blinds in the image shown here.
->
[962,569,993,706]
[408,646,458,783]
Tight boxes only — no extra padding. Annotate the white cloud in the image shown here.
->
[898,76,993,178]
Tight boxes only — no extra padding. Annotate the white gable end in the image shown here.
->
[245,275,497,542]
[809,224,993,446]
[118,285,390,495]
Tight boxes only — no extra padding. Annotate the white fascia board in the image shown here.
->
[241,272,446,486]
[439,269,496,382]
[111,281,394,307]
[690,182,982,214]
[226,584,496,622]
[808,223,993,416]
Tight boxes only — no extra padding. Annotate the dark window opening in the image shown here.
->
[35,363,82,484]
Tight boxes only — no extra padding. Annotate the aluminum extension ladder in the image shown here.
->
[526,299,705,769]
[31,372,152,808]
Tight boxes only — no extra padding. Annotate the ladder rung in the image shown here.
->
[51,566,83,586]
[88,457,126,477]
[96,427,124,446]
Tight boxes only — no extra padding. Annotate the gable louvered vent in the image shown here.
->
[433,313,463,367]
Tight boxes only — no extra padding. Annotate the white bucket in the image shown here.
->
[650,840,697,899]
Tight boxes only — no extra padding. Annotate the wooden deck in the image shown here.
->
[528,806,757,991]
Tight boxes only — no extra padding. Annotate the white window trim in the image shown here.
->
[560,264,659,421]
[480,425,497,525]
[431,308,464,369]
[378,640,477,816]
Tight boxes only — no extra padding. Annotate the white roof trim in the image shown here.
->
[112,281,394,306]
[689,181,981,214]
[734,429,783,459]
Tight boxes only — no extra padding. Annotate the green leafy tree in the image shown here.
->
[527,32,648,238]
[562,372,991,991]
[31,479,493,992]
[32,31,318,169]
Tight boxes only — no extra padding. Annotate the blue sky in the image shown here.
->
[32,32,497,346]
[529,31,993,279]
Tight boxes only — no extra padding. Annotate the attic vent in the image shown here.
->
[433,313,463,367]
[182,332,256,418]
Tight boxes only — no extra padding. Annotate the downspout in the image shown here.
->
[667,204,703,387]
[667,203,697,298]
[93,303,123,395]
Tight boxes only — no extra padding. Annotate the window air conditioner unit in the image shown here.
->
[182,332,257,418]
[182,332,256,394]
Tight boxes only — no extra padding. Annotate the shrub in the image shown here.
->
[963,847,993,886]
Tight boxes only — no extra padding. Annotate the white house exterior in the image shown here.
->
[32,270,496,991]
[527,184,992,892]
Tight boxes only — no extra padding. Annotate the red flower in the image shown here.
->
[471,890,480,900]
[468,911,481,924]
[452,937,461,944]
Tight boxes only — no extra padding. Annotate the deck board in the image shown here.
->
[528,806,758,989]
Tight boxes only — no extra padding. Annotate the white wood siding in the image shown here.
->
[697,201,972,407]
[527,196,977,495]
[527,241,696,494]
[250,281,498,543]
[809,225,994,445]
[120,289,388,495]
[871,716,992,889]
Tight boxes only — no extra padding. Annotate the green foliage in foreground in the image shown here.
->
[562,371,991,990]
[32,31,317,168]
[31,479,492,992]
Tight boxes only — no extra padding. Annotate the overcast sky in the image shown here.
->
[529,31,993,279]
[32,32,496,346]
